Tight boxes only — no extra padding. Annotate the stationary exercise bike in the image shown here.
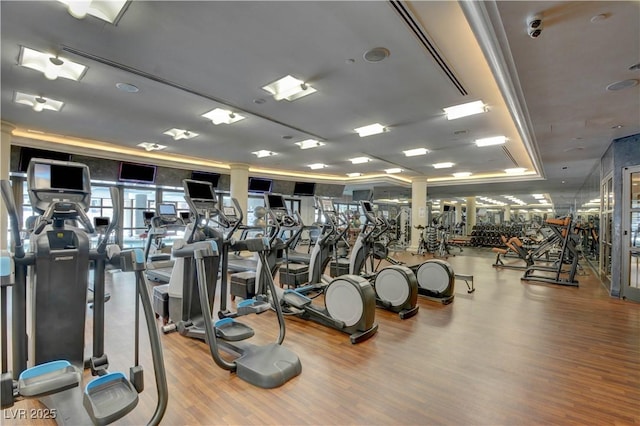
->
[262,194,379,344]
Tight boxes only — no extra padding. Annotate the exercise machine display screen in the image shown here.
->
[362,201,374,214]
[223,207,236,217]
[321,199,334,213]
[158,203,177,217]
[186,180,216,201]
[94,217,110,228]
[266,194,286,210]
[33,163,85,191]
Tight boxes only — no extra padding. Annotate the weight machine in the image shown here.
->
[521,216,581,287]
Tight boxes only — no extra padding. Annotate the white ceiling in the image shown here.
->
[1,1,638,212]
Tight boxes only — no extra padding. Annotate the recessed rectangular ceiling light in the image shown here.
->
[262,75,317,101]
[532,194,545,199]
[355,123,386,137]
[346,172,362,177]
[452,172,472,178]
[138,142,166,152]
[505,168,527,174]
[295,139,324,150]
[252,150,277,158]
[385,168,403,174]
[14,92,64,112]
[56,0,128,23]
[19,46,87,81]
[202,108,245,125]
[403,148,429,157]
[350,157,371,164]
[475,136,506,147]
[433,162,455,169]
[443,100,486,120]
[164,128,199,141]
[308,163,327,170]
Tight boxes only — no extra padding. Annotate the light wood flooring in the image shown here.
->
[2,247,639,425]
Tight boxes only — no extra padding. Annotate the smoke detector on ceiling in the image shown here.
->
[363,47,390,63]
[606,79,638,91]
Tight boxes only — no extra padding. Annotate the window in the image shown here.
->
[88,185,114,246]
[122,187,156,248]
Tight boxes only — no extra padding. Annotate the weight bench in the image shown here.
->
[492,247,509,267]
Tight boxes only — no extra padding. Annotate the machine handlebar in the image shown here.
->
[0,180,25,258]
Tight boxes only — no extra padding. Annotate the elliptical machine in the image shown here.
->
[144,203,186,283]
[0,159,168,425]
[162,180,301,388]
[358,201,457,305]
[347,200,419,319]
[263,193,378,344]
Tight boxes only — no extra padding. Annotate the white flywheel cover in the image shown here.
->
[416,261,451,293]
[375,268,409,307]
[325,278,364,327]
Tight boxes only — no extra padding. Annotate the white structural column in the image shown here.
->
[1,121,15,250]
[466,197,476,236]
[504,205,511,222]
[409,177,428,252]
[455,203,463,224]
[229,163,250,225]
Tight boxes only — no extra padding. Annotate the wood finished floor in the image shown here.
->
[2,248,639,425]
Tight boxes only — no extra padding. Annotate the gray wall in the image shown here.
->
[608,133,640,297]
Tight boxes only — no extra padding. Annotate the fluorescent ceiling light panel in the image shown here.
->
[403,148,429,157]
[443,100,486,120]
[295,139,324,150]
[56,0,128,23]
[252,150,277,158]
[505,168,527,174]
[452,172,472,178]
[262,75,316,101]
[355,123,386,137]
[308,163,327,170]
[19,46,87,81]
[350,157,371,164]
[475,136,506,147]
[433,162,455,169]
[164,128,199,141]
[346,172,362,177]
[138,142,166,152]
[14,92,64,112]
[202,108,245,125]
[532,194,545,199]
[385,168,403,174]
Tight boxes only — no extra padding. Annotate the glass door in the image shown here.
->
[622,166,640,302]
[600,174,613,281]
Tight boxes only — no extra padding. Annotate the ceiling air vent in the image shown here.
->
[389,0,468,96]
[502,146,519,167]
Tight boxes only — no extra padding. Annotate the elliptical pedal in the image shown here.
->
[18,360,80,398]
[214,317,255,341]
[83,372,139,426]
